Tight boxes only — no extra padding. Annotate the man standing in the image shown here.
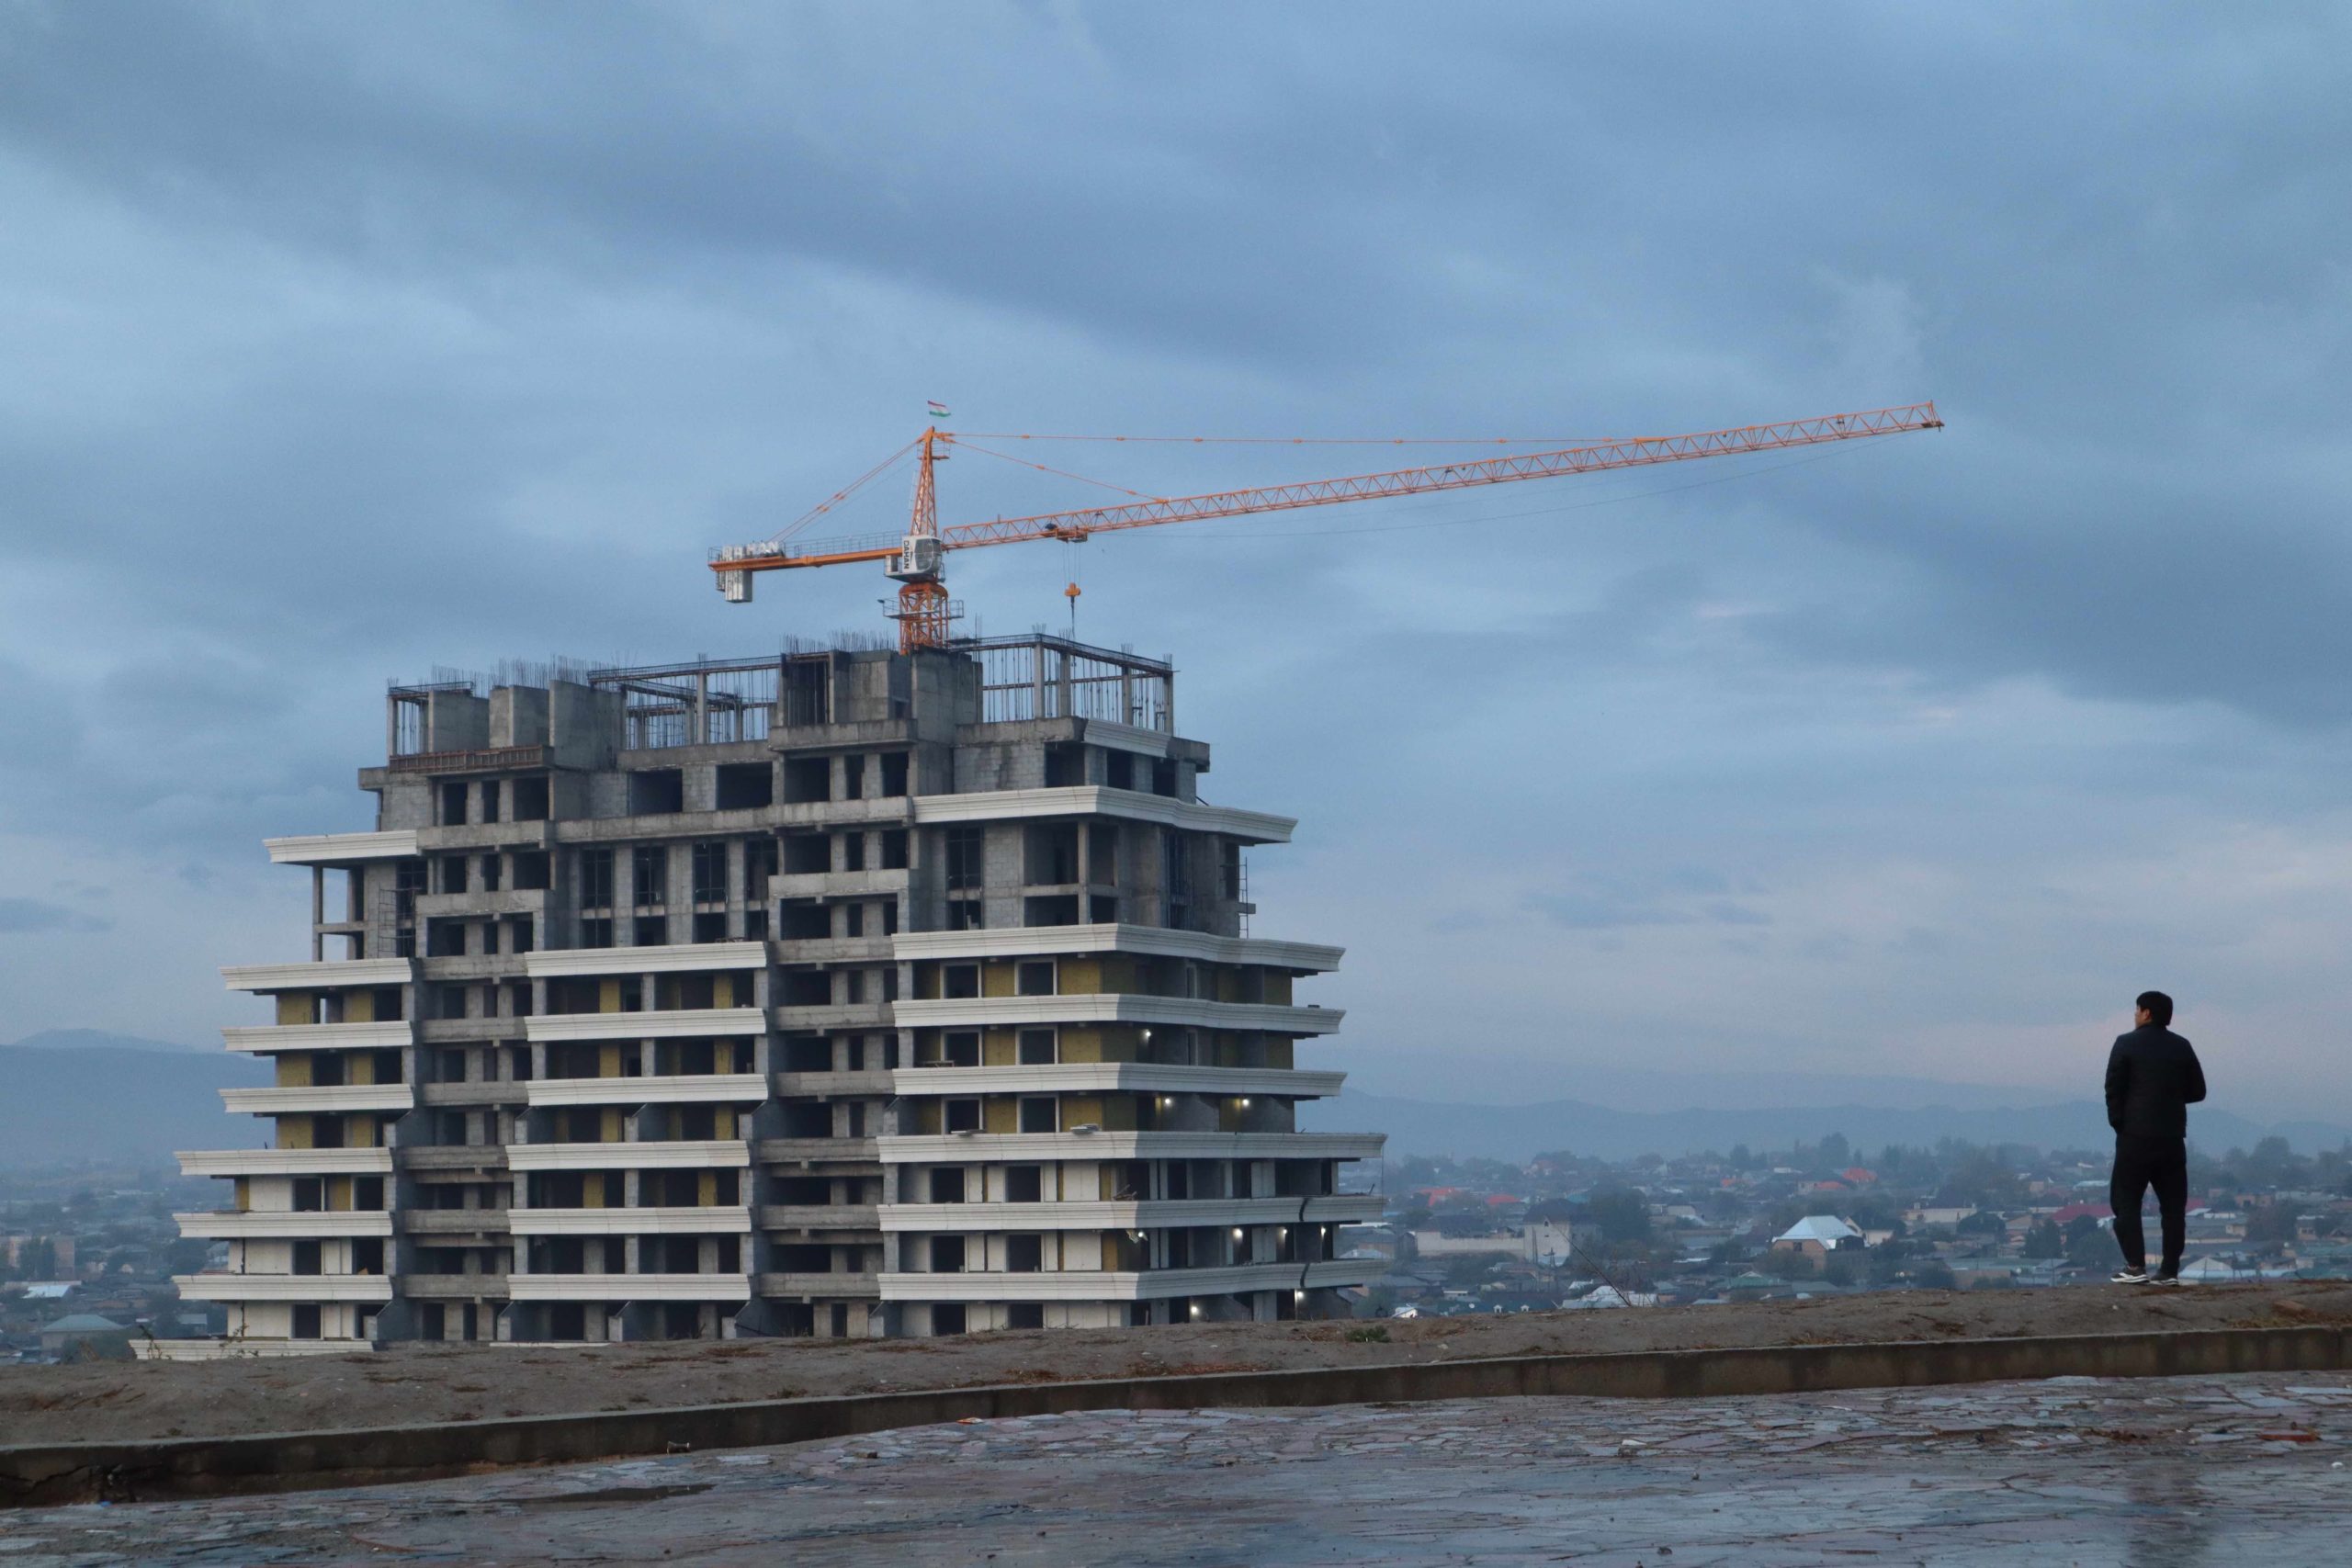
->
[2105,990,2207,1285]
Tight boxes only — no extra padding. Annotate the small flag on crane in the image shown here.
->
[927,400,951,421]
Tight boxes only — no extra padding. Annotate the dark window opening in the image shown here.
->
[1023,895,1080,927]
[1025,824,1079,886]
[1044,744,1085,788]
[634,914,668,946]
[512,775,550,821]
[880,828,909,870]
[879,752,909,796]
[1105,750,1135,791]
[782,971,831,1007]
[632,845,668,907]
[930,1168,966,1202]
[930,1235,967,1272]
[782,1035,831,1072]
[783,833,829,874]
[716,761,773,810]
[579,848,615,909]
[779,901,829,940]
[1006,1302,1044,1329]
[691,841,727,904]
[628,769,684,815]
[1016,961,1056,997]
[1005,1234,1044,1272]
[1006,1165,1044,1202]
[933,1303,967,1335]
[480,779,503,823]
[1151,758,1178,797]
[943,964,980,999]
[694,911,728,942]
[944,1099,981,1134]
[745,838,777,901]
[783,756,832,805]
[944,828,984,891]
[439,781,468,826]
[939,1031,980,1067]
[1016,1029,1056,1066]
[1018,1098,1057,1134]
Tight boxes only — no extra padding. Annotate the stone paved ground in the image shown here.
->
[7,1374,2352,1564]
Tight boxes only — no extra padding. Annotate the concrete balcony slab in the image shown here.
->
[175,1273,394,1303]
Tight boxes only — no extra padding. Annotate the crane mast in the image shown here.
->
[712,403,1942,651]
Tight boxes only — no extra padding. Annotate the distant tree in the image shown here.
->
[17,1238,56,1279]
[1846,1194,1900,1232]
[1818,1133,1852,1170]
[2245,1202,2299,1248]
[1909,1260,1957,1290]
[1401,1206,1434,1230]
[1442,1254,1498,1290]
[1584,1187,1652,1244]
[2063,1215,2114,1270]
[1760,1249,1817,1280]
[1821,1250,1862,1287]
[2241,1136,2305,1190]
[1939,1150,2024,1210]
[1524,1199,1577,1224]
[1955,1210,2007,1239]
[1727,1144,1756,1171]
[2021,1220,2064,1259]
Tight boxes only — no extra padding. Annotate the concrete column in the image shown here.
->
[311,866,324,961]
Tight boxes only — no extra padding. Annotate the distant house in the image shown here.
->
[1841,1168,1879,1186]
[1724,1272,1780,1300]
[1772,1216,1863,1258]
[1906,1206,1976,1229]
[1524,1219,1576,1266]
[39,1313,128,1359]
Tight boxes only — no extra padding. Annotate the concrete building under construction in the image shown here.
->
[169,634,1383,1351]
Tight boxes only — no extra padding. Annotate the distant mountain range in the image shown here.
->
[6,1027,211,1054]
[0,1038,269,1168]
[1301,1088,2352,1162]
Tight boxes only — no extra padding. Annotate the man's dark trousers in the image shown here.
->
[2111,1134,2188,1277]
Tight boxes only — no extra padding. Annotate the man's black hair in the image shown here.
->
[2136,990,2175,1028]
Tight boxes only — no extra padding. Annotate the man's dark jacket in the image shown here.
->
[2104,1024,2207,1140]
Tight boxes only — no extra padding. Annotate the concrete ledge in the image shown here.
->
[5,1325,2345,1507]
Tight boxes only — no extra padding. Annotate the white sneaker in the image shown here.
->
[2110,1268,2150,1284]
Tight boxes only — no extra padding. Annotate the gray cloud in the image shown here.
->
[0,897,110,935]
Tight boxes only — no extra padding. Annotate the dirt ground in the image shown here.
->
[6,1280,2347,1449]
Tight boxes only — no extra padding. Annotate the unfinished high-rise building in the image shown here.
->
[170,635,1383,1351]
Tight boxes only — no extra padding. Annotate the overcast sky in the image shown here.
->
[4,4,2350,1122]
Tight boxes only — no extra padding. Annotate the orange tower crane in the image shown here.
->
[710,403,1943,651]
